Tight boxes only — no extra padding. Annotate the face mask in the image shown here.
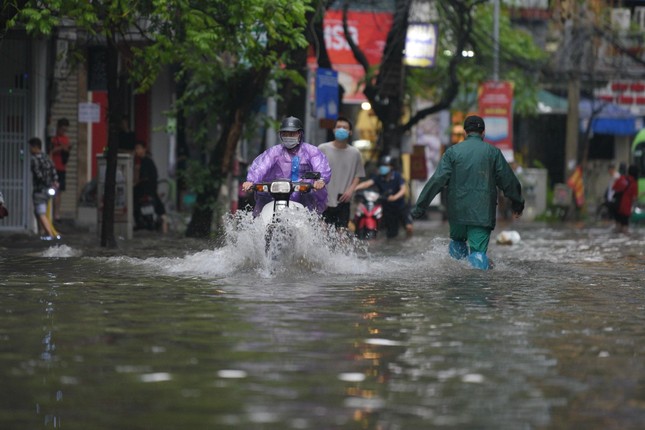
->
[281,136,299,149]
[334,128,350,141]
[379,166,391,176]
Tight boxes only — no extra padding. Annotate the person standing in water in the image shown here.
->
[411,115,524,269]
[318,116,365,230]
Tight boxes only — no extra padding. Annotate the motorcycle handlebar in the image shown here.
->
[252,180,315,193]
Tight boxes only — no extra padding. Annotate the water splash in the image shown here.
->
[141,209,377,278]
[41,245,82,258]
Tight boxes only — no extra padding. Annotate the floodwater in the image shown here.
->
[1,213,644,430]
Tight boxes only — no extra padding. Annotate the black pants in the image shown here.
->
[383,203,412,238]
[322,202,351,229]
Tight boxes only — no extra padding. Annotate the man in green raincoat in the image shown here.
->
[411,115,524,269]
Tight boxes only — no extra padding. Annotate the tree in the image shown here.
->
[139,1,312,237]
[340,0,545,154]
[7,0,313,241]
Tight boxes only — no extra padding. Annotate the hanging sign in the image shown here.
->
[316,68,339,120]
[404,23,438,68]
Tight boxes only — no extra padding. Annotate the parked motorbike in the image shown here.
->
[135,194,158,230]
[135,192,167,232]
[252,172,321,257]
[353,189,383,240]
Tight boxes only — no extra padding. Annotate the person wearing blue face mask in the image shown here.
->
[355,155,413,238]
[318,116,366,229]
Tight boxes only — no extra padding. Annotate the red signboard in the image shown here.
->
[478,81,514,161]
[307,10,392,104]
[323,10,393,66]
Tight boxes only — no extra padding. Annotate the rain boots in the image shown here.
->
[449,240,490,270]
[449,240,469,260]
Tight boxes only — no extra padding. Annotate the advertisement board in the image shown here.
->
[309,10,392,103]
[323,10,393,66]
[316,68,339,120]
[478,81,514,161]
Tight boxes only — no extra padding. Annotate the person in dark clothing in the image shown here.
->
[133,142,167,232]
[118,115,136,152]
[30,137,59,239]
[355,155,413,238]
[411,115,524,269]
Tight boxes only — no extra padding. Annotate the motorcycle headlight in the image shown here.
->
[270,181,291,193]
[47,188,56,196]
[364,191,379,202]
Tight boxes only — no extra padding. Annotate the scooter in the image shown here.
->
[252,172,321,256]
[137,194,157,230]
[135,193,166,231]
[353,189,383,240]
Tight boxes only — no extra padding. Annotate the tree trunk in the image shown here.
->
[184,109,245,238]
[373,0,409,154]
[342,0,409,154]
[184,197,216,238]
[185,67,271,238]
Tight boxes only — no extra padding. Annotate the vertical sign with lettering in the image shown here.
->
[478,81,514,161]
[316,68,339,120]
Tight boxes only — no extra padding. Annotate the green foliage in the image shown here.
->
[141,0,312,170]
[9,0,105,35]
[406,1,546,116]
[180,159,221,208]
[10,0,312,146]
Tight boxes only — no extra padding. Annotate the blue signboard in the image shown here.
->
[316,68,339,120]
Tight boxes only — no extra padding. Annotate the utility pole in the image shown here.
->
[564,1,580,178]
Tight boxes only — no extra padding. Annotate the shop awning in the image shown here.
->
[579,98,643,136]
[537,91,643,135]
[537,90,568,114]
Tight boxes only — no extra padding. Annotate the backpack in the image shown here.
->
[40,156,57,188]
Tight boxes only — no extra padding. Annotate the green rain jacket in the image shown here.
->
[413,133,524,230]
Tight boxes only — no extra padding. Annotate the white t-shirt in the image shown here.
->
[319,141,365,207]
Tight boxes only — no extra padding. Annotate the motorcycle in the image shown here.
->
[353,189,383,240]
[251,172,321,256]
[135,192,167,232]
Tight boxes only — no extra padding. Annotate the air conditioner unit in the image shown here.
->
[611,8,631,31]
[635,7,645,30]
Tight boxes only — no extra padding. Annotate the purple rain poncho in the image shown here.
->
[246,142,331,216]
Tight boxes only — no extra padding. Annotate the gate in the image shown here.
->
[0,89,30,231]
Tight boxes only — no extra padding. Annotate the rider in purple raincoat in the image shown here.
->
[242,116,331,216]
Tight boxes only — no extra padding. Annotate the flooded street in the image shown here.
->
[1,217,644,429]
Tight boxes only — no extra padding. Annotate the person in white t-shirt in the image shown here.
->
[319,116,365,229]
